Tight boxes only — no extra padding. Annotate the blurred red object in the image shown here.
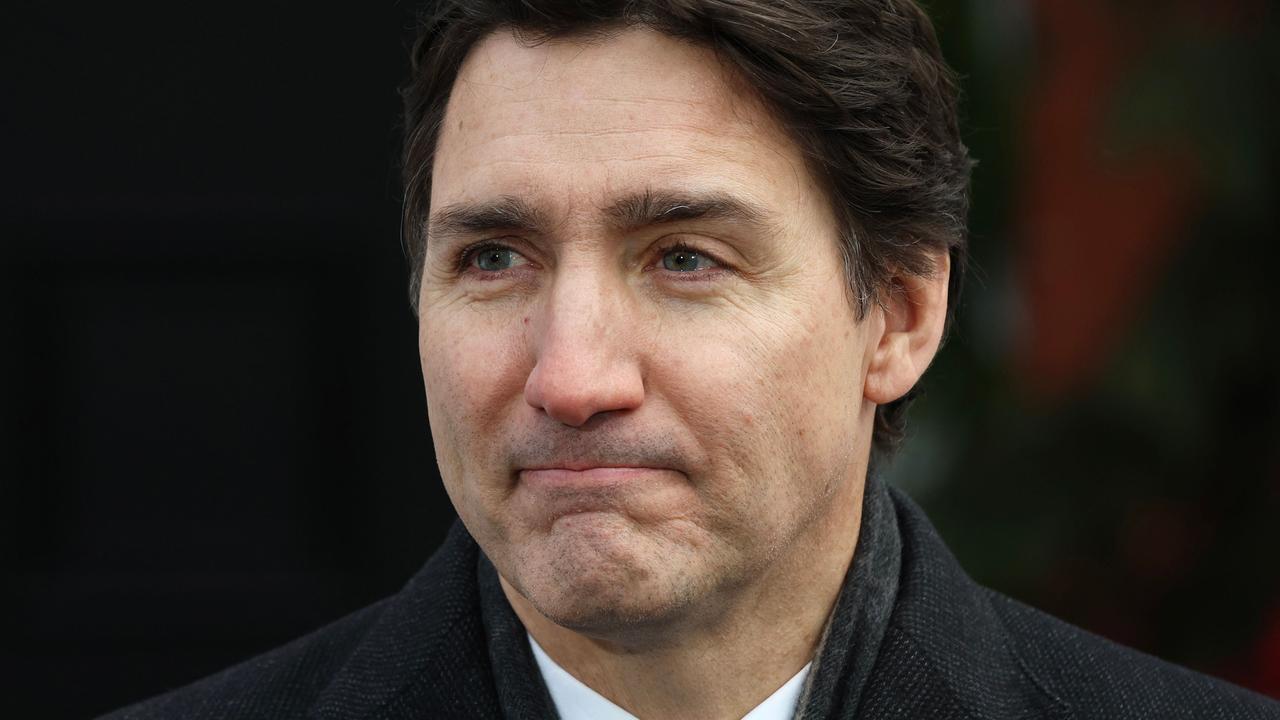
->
[1255,600,1280,697]
[1018,0,1197,399]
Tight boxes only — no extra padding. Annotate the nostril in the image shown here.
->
[523,352,644,428]
[524,367,594,427]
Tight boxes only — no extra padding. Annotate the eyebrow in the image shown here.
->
[427,188,773,244]
[603,188,773,234]
[428,195,551,243]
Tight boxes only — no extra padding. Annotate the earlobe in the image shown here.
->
[863,253,950,405]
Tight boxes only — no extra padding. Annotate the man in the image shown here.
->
[106,1,1280,718]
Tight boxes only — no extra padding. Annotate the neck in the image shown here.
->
[501,474,865,720]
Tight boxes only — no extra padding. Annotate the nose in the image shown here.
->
[523,274,645,427]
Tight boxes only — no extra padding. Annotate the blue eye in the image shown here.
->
[471,246,523,272]
[661,247,716,272]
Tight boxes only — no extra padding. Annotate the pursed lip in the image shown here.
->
[514,466,679,525]
[517,465,677,491]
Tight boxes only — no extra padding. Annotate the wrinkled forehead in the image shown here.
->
[446,26,764,131]
[430,26,825,231]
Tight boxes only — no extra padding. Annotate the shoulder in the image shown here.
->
[987,589,1280,720]
[99,599,390,720]
[881,486,1280,720]
[99,521,493,720]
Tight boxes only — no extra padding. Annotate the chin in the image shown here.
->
[510,514,704,634]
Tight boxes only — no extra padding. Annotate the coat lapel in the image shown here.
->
[853,488,1071,720]
[307,522,505,720]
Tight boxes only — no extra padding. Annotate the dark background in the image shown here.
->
[4,2,1278,717]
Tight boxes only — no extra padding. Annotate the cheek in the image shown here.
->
[778,301,866,458]
[420,312,531,476]
[660,298,863,514]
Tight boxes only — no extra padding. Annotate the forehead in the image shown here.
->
[454,26,747,116]
[430,27,826,225]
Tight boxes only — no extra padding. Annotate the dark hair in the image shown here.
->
[401,0,971,458]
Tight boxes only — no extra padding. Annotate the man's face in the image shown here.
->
[418,28,879,633]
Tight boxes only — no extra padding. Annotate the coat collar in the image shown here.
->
[854,487,1072,720]
[308,520,502,720]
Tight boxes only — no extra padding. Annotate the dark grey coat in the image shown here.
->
[103,487,1280,719]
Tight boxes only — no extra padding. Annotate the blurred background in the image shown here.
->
[3,1,1277,717]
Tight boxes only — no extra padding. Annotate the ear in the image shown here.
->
[863,252,950,405]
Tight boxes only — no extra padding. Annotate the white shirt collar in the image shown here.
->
[528,634,811,720]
